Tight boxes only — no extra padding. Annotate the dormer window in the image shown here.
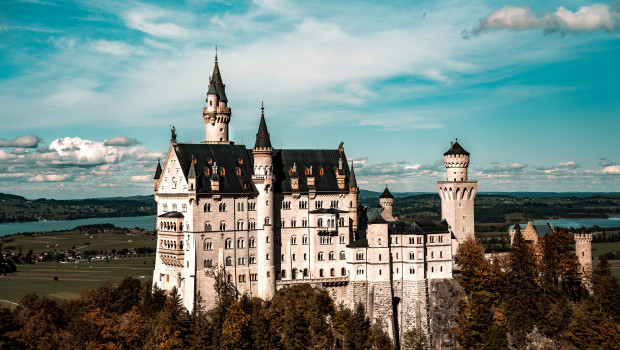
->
[220,168,225,176]
[236,167,241,176]
[319,168,324,175]
[305,168,310,175]
[208,158,213,164]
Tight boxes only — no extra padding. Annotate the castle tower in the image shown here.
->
[574,228,593,276]
[437,140,477,244]
[348,162,359,232]
[379,186,394,218]
[252,103,276,300]
[203,54,232,144]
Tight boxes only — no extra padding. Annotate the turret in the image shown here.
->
[379,186,394,218]
[444,139,470,181]
[188,155,197,194]
[348,162,359,231]
[574,228,592,276]
[203,54,232,144]
[154,158,162,192]
[251,103,276,300]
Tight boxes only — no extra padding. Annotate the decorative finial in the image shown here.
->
[261,101,264,117]
[170,125,177,142]
[456,138,458,142]
[215,45,218,63]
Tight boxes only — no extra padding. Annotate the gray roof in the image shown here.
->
[509,223,554,238]
[206,58,228,102]
[254,106,272,149]
[172,144,353,195]
[349,163,357,188]
[154,160,162,180]
[158,211,184,218]
[389,220,448,235]
[380,186,394,199]
[444,141,469,156]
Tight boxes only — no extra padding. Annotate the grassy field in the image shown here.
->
[0,256,155,308]
[1,228,156,255]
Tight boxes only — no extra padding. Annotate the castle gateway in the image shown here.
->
[152,57,472,345]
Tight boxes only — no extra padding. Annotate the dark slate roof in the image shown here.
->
[158,211,185,218]
[188,158,197,178]
[269,149,352,193]
[309,208,349,214]
[154,160,162,179]
[174,144,256,194]
[349,163,357,188]
[444,141,470,156]
[347,238,368,248]
[206,58,228,102]
[388,220,448,235]
[254,107,272,149]
[509,223,554,238]
[380,186,394,199]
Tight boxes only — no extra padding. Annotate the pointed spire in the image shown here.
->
[254,102,272,149]
[380,185,394,199]
[188,155,197,178]
[207,52,228,102]
[154,158,162,179]
[349,162,358,189]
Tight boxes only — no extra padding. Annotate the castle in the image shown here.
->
[152,57,476,344]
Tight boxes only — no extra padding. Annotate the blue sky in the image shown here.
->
[0,0,619,199]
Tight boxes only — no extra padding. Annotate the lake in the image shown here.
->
[0,215,156,237]
[1,216,619,237]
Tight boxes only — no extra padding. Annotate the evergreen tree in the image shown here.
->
[401,327,428,350]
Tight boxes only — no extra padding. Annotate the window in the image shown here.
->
[220,221,226,231]
[281,270,286,278]
[225,239,232,249]
[204,222,212,232]
[283,201,291,210]
[315,201,323,209]
[172,204,177,211]
[459,203,462,208]
[318,218,323,227]
[249,255,256,264]
[281,254,285,262]
[249,237,256,248]
[330,200,339,208]
[320,236,333,245]
[330,268,335,277]
[265,217,270,225]
[219,203,226,212]
[292,254,296,261]
[440,251,443,258]
[356,250,364,260]
[340,235,346,244]
[410,267,415,274]
[302,218,308,227]
[431,251,434,258]
[340,251,346,260]
[378,238,381,246]
[248,202,256,211]
[275,237,281,246]
[409,252,414,260]
[463,227,467,232]
[291,219,296,227]
[431,266,434,273]
[409,237,414,244]
[204,259,213,268]
[266,236,270,243]
[440,266,443,272]
[417,237,422,244]
[238,257,245,265]
[379,254,382,261]
[238,203,244,211]
[204,241,213,251]
[318,252,324,261]
[291,236,297,245]
[302,235,308,245]
[266,253,270,260]
[329,251,335,260]
[303,269,308,277]
[299,201,308,209]
[357,267,364,275]
[430,236,435,243]
[463,215,466,220]
[237,221,244,230]
[320,269,324,277]
[163,203,168,212]
[304,253,307,261]
[237,238,245,249]
[439,235,444,243]
[182,204,187,212]
[250,274,258,281]
[239,274,246,283]
[249,221,256,230]
[339,217,345,226]
[226,257,232,266]
[341,268,346,276]
[281,219,285,228]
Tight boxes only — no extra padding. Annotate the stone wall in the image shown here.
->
[428,279,463,350]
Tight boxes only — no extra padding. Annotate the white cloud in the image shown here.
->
[130,175,152,182]
[90,39,137,56]
[124,8,191,39]
[555,160,579,169]
[464,4,619,37]
[601,165,620,174]
[0,134,42,148]
[104,135,140,147]
[28,174,71,182]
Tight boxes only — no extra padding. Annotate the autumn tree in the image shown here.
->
[401,327,428,350]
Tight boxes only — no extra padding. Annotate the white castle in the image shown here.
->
[152,57,476,344]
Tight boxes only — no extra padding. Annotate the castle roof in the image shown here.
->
[171,143,353,195]
[380,186,394,199]
[153,160,162,180]
[188,157,197,178]
[207,57,228,102]
[509,222,554,238]
[254,104,272,149]
[388,220,448,235]
[158,211,184,218]
[349,163,357,189]
[444,140,470,156]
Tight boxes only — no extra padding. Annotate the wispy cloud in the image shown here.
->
[0,134,42,148]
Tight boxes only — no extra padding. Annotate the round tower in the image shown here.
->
[574,229,592,276]
[379,186,394,218]
[203,54,232,144]
[437,139,477,244]
[252,103,276,300]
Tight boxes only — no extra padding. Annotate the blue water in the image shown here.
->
[0,215,156,236]
[532,217,620,229]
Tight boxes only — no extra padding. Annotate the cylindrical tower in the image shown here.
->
[574,229,592,276]
[252,103,276,300]
[379,186,394,218]
[437,139,477,244]
[203,55,232,144]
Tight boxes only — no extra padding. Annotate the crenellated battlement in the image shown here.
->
[574,232,592,242]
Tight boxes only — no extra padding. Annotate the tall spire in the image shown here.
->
[349,162,357,189]
[207,53,227,102]
[154,158,162,179]
[254,102,272,149]
[188,155,197,178]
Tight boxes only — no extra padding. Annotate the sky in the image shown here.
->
[0,0,619,199]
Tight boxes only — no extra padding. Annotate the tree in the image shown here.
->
[221,302,251,350]
[455,238,490,294]
[401,327,428,350]
[503,225,540,348]
[591,256,620,323]
[368,318,393,350]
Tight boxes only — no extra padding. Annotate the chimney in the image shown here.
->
[450,141,454,149]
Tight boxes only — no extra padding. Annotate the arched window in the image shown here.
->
[330,268,335,277]
[339,251,346,260]
[281,270,286,278]
[329,251,335,260]
[291,235,297,245]
[237,238,245,249]
[302,218,308,227]
[225,238,232,249]
[204,203,211,212]
[237,220,244,230]
[204,259,213,268]
[318,252,324,261]
[340,235,346,244]
[292,269,297,280]
[220,221,226,231]
[320,269,324,277]
[249,237,256,248]
[249,255,256,264]
[303,269,308,277]
[378,238,381,246]
[440,251,443,258]
[291,219,296,227]
[463,226,467,232]
[302,235,308,245]
[318,218,323,227]
[339,217,345,226]
[357,266,364,275]
[265,217,270,225]
[341,267,346,276]
[204,222,212,232]
[226,257,232,266]
[219,203,226,212]
[356,250,364,260]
